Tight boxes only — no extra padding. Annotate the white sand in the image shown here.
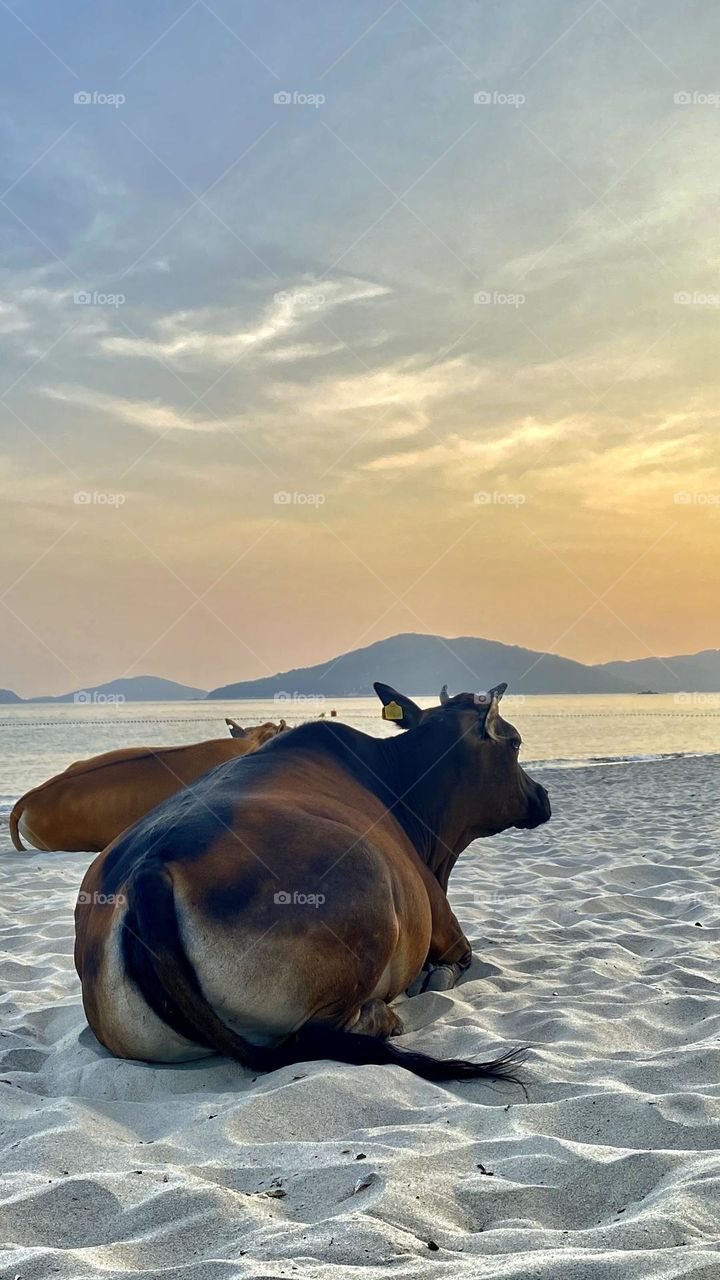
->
[1,754,720,1279]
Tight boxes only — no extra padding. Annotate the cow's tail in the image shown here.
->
[9,800,26,851]
[121,858,525,1086]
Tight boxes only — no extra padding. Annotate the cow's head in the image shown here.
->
[250,719,288,747]
[226,718,287,745]
[374,681,550,844]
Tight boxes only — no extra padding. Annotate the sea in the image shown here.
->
[1,694,719,820]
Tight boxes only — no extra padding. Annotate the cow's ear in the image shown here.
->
[373,682,423,730]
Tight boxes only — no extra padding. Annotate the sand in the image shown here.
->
[1,754,720,1279]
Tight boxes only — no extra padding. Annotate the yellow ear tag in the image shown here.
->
[382,701,403,721]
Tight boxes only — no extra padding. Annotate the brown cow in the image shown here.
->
[10,721,285,853]
[74,683,550,1082]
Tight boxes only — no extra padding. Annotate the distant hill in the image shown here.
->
[10,640,719,703]
[599,650,720,693]
[27,675,207,704]
[206,632,643,699]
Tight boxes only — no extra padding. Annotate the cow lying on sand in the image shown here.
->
[75,683,550,1082]
[10,721,285,853]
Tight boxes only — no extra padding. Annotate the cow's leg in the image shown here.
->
[406,885,472,995]
[346,998,403,1038]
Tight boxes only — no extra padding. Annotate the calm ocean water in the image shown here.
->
[1,694,718,819]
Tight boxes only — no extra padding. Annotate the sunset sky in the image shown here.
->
[2,0,719,696]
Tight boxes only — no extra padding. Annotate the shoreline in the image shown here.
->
[2,750,720,829]
[527,747,720,770]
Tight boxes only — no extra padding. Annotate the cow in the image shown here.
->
[74,683,550,1082]
[10,721,286,853]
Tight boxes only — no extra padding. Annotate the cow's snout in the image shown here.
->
[529,782,551,826]
[517,780,551,829]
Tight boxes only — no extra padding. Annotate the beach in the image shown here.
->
[2,752,720,1279]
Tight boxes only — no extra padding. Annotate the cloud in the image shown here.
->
[0,302,31,336]
[0,454,75,506]
[271,354,484,417]
[98,278,389,367]
[0,278,77,341]
[39,385,223,434]
[260,340,345,363]
[35,350,485,455]
[533,423,714,513]
[364,416,576,474]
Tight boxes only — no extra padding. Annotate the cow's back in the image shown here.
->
[85,721,422,909]
[11,738,252,852]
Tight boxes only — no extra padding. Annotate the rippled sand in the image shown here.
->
[1,755,719,1278]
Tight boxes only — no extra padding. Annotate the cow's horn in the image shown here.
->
[439,684,450,705]
[484,700,500,740]
[486,682,507,701]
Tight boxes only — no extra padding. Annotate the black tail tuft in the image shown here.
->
[289,1027,526,1084]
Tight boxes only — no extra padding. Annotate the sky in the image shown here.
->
[1,0,719,696]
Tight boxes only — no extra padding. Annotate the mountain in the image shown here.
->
[27,676,207,704]
[206,633,643,699]
[10,642,719,703]
[0,688,23,703]
[599,650,720,693]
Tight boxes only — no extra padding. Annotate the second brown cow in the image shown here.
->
[9,720,285,853]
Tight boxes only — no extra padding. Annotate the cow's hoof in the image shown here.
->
[352,998,403,1039]
[424,964,458,992]
[406,962,464,995]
